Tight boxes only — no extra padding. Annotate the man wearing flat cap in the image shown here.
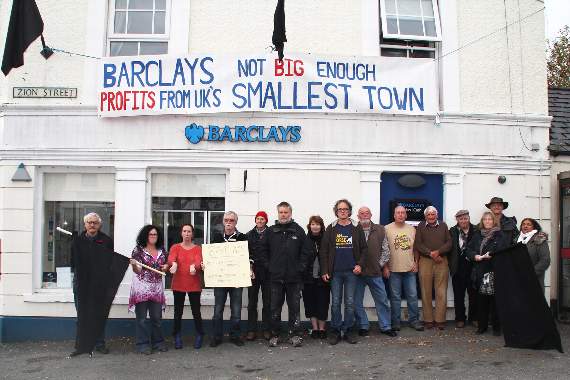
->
[485,197,519,245]
[448,210,477,328]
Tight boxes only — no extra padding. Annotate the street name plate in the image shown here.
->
[13,87,78,98]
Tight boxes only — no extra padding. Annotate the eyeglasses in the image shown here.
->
[86,221,100,225]
[148,233,158,236]
[224,219,236,223]
[337,208,350,212]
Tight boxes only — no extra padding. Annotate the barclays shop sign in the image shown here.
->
[185,123,301,144]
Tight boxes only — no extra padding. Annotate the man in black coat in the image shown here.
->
[70,212,128,357]
[486,197,519,245]
[246,211,271,341]
[448,209,477,328]
[263,201,311,348]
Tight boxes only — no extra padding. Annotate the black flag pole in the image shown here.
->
[272,0,287,61]
[2,0,50,76]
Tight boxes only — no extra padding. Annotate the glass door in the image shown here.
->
[559,180,570,320]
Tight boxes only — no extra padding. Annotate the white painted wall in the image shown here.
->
[456,0,548,114]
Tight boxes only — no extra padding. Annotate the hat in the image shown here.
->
[485,197,509,209]
[454,209,469,218]
[255,211,268,222]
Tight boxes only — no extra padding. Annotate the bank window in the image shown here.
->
[108,0,170,57]
[43,173,115,289]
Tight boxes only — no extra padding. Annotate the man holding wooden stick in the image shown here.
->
[69,212,129,357]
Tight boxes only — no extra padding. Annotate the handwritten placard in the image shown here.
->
[202,241,251,288]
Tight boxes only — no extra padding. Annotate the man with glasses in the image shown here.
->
[70,212,114,356]
[209,211,250,347]
[320,199,368,345]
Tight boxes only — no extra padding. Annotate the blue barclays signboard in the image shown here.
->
[184,123,301,144]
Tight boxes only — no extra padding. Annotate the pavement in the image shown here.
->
[1,322,569,380]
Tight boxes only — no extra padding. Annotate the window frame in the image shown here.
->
[107,0,172,57]
[379,0,442,42]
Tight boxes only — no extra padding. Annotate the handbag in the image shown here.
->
[479,271,495,295]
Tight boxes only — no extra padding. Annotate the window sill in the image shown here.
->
[23,288,216,305]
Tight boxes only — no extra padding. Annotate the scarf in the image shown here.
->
[480,226,500,254]
[309,233,322,278]
[517,229,538,245]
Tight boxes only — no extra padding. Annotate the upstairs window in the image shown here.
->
[380,0,441,41]
[108,0,170,57]
[379,0,441,58]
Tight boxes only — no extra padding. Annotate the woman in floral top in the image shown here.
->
[129,225,169,354]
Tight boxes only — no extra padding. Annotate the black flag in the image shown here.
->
[493,243,563,353]
[1,0,44,76]
[272,0,286,61]
[73,235,129,354]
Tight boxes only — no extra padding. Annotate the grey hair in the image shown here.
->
[83,212,102,223]
[424,206,438,216]
[224,211,238,222]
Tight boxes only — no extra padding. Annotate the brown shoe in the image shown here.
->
[456,321,465,328]
[424,321,434,329]
[263,331,271,340]
[436,322,446,330]
[246,331,256,341]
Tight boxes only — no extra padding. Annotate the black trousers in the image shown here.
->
[247,277,271,332]
[477,293,500,332]
[452,259,477,322]
[302,279,330,321]
[172,291,204,335]
[270,281,303,337]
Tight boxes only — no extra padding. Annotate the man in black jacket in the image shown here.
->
[263,201,311,347]
[246,211,271,341]
[448,209,477,328]
[210,211,250,348]
[486,197,519,245]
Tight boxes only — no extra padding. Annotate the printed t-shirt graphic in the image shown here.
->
[333,223,355,272]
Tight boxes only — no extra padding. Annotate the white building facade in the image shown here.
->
[0,0,551,341]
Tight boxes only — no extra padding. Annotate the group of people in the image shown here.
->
[71,196,552,355]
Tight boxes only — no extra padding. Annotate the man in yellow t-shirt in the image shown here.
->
[384,205,424,331]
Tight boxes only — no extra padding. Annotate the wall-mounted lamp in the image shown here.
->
[498,175,506,184]
[11,163,32,182]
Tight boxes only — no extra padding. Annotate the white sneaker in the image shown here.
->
[269,336,279,347]
[290,335,303,347]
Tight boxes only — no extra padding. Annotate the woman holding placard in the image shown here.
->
[128,225,169,354]
[168,224,204,349]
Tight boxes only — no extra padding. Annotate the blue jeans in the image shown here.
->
[354,275,392,331]
[330,270,357,334]
[135,301,164,352]
[213,287,243,339]
[389,272,419,327]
